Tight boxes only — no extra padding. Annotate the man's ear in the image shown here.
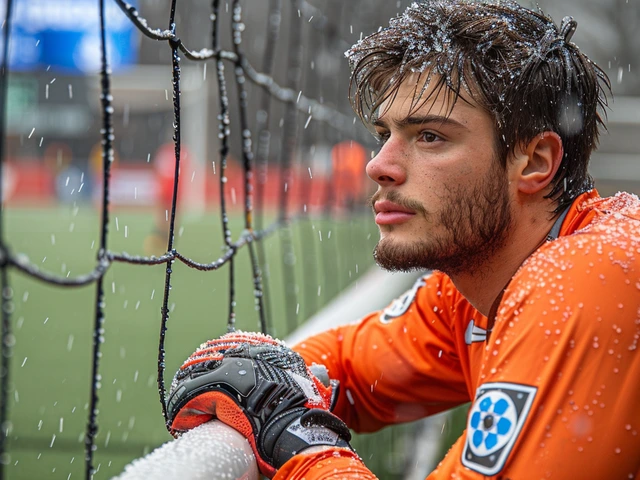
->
[514,132,563,195]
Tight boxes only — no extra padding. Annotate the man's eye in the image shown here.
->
[420,132,441,143]
[375,133,390,145]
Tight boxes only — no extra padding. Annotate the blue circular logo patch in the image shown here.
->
[467,390,517,457]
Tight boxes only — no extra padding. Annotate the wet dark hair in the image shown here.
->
[347,0,611,213]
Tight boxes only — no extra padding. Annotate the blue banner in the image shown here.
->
[0,0,139,73]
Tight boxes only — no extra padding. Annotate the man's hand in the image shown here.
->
[166,331,352,478]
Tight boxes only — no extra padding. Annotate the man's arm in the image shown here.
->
[272,273,474,479]
[165,273,472,479]
[293,273,471,433]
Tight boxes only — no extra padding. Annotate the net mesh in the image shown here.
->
[0,0,421,478]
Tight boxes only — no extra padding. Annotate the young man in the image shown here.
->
[167,1,640,478]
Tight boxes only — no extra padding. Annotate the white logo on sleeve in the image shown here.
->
[379,276,427,323]
[462,382,537,475]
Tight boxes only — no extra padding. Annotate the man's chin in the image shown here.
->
[373,237,470,275]
[373,240,432,272]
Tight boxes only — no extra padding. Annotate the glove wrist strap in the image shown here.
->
[261,408,352,469]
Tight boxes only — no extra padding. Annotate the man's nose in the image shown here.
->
[366,140,406,186]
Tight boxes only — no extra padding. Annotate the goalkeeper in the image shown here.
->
[168,1,640,478]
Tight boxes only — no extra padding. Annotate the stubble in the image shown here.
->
[372,160,513,277]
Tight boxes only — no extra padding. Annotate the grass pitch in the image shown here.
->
[4,203,378,479]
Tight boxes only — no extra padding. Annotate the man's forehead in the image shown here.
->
[375,73,478,124]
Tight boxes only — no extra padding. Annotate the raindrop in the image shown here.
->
[346,389,355,405]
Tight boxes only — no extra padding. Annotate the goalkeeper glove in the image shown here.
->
[166,331,351,478]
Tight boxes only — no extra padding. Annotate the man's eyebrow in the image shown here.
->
[372,115,468,130]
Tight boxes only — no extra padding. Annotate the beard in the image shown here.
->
[372,160,513,277]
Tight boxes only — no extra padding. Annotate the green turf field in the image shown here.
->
[3,203,379,479]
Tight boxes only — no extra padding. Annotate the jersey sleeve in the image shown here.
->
[293,273,471,433]
[432,233,640,479]
[274,448,377,480]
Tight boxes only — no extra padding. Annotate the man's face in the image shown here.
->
[367,76,514,276]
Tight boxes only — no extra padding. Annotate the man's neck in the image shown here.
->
[449,211,558,317]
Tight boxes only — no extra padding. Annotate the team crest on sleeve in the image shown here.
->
[462,382,537,475]
[379,276,427,323]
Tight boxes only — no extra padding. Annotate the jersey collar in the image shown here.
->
[485,189,600,340]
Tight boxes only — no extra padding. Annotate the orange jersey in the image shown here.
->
[276,190,640,480]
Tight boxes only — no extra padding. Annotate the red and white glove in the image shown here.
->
[166,332,351,478]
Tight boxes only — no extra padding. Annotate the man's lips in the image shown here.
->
[373,200,416,225]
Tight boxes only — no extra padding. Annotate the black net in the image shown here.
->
[0,1,421,479]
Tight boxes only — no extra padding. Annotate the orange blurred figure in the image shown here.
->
[331,140,368,210]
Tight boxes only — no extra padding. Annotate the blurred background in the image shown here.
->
[0,0,638,479]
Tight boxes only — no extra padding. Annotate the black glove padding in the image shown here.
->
[166,332,352,478]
